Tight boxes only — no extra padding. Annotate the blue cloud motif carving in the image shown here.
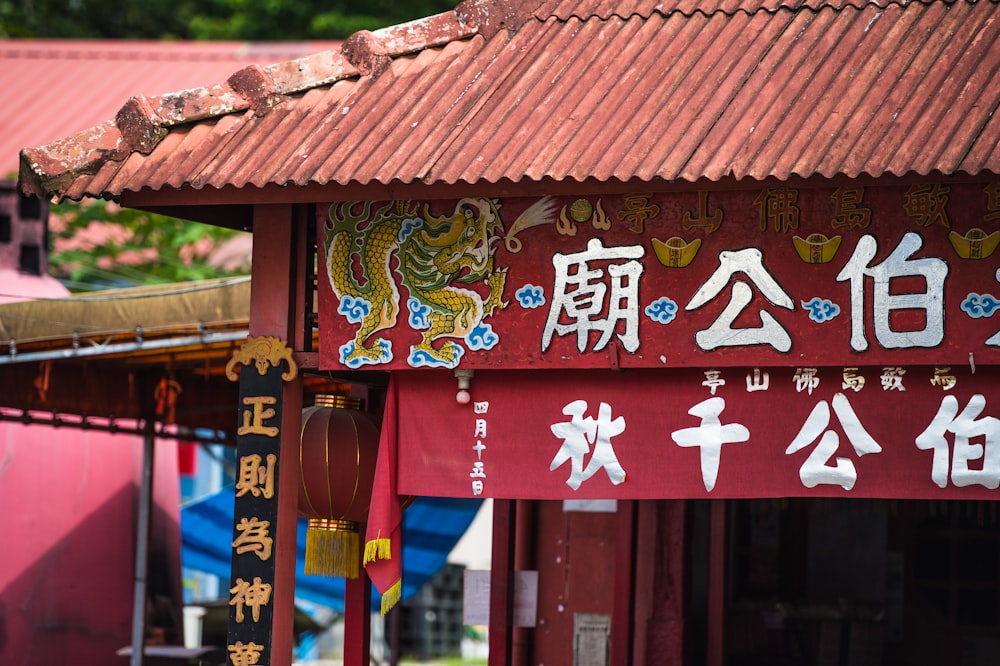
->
[801,297,841,323]
[408,345,466,369]
[339,339,392,368]
[399,216,423,242]
[467,323,499,351]
[645,297,678,325]
[338,295,371,324]
[408,298,431,330]
[515,284,546,309]
[962,293,1000,318]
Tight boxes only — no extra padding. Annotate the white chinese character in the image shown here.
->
[474,418,488,438]
[880,367,906,391]
[473,440,486,459]
[549,399,627,490]
[793,367,820,394]
[785,393,882,490]
[988,268,1000,347]
[470,461,486,478]
[474,401,490,414]
[745,368,770,392]
[472,480,485,496]
[836,232,948,351]
[685,248,794,352]
[916,394,1000,489]
[542,238,645,354]
[671,397,749,492]
[703,369,725,395]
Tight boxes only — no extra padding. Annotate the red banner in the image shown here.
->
[318,183,1000,371]
[392,366,1000,500]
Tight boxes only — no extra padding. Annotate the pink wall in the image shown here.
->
[0,422,181,664]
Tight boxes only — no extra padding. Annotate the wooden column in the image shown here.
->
[224,204,306,666]
[707,500,727,666]
[610,500,636,666]
[489,499,517,666]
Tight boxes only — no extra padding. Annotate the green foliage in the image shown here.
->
[0,0,459,39]
[49,199,250,291]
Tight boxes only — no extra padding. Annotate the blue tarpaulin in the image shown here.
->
[181,488,482,611]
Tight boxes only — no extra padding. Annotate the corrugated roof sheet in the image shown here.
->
[0,39,340,175]
[18,0,1000,204]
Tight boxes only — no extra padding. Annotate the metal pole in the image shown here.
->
[130,423,155,666]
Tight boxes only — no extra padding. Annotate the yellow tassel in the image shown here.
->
[304,519,360,578]
[364,537,392,565]
[380,580,402,615]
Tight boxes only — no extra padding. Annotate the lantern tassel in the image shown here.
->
[305,519,360,578]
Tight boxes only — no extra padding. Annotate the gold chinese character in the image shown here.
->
[831,187,871,230]
[903,184,950,228]
[228,641,264,666]
[238,396,279,438]
[754,188,800,234]
[617,194,661,234]
[842,367,865,392]
[985,183,1000,222]
[232,517,273,561]
[236,454,277,499]
[930,367,957,391]
[230,576,273,623]
[682,191,724,233]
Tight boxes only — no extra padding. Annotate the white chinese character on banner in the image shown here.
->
[671,397,750,492]
[880,367,906,391]
[470,462,486,479]
[474,418,488,438]
[746,368,770,392]
[685,248,794,352]
[549,399,627,490]
[542,238,645,354]
[472,480,484,496]
[793,368,820,395]
[785,393,882,490]
[916,394,1000,489]
[988,268,1000,347]
[474,401,490,414]
[836,232,948,351]
[703,369,725,395]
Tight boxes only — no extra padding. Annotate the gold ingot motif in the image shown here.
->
[651,237,701,268]
[792,233,842,264]
[569,199,593,223]
[948,228,1000,260]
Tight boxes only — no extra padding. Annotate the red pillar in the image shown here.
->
[248,203,307,665]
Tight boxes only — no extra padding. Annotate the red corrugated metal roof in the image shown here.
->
[18,0,1000,204]
[0,39,340,176]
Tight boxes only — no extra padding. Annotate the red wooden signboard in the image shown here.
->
[389,366,1000,501]
[318,183,1000,371]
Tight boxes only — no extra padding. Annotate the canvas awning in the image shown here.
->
[0,275,250,363]
[0,276,259,435]
[181,487,482,610]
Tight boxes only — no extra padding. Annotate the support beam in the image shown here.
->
[129,424,155,666]
[224,203,306,666]
[490,499,517,666]
[707,500,727,666]
[611,500,636,666]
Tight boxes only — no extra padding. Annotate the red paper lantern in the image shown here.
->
[299,394,380,578]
